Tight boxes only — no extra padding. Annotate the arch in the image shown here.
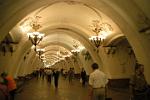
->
[0,0,150,82]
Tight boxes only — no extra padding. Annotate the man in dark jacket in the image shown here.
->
[81,68,87,86]
[53,69,60,89]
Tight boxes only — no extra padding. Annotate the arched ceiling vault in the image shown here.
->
[0,0,146,50]
[9,1,124,67]
[1,0,150,82]
[3,0,144,70]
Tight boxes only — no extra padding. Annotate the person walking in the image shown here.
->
[53,69,60,89]
[81,68,87,86]
[47,69,52,84]
[68,68,74,83]
[89,63,108,100]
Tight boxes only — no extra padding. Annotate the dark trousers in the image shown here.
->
[134,94,146,100]
[82,79,86,86]
[9,89,16,100]
[54,78,58,88]
[134,88,150,100]
[48,75,52,84]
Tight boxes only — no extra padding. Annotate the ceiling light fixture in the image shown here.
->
[89,20,113,48]
[27,16,44,51]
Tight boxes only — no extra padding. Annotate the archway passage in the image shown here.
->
[1,1,124,76]
[0,1,150,100]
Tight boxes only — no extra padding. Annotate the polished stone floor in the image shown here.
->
[15,77,130,100]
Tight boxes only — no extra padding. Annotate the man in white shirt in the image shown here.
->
[89,63,108,100]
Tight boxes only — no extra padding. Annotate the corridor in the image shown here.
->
[15,76,130,100]
[0,1,150,100]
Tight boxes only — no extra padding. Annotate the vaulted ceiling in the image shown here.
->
[9,1,122,66]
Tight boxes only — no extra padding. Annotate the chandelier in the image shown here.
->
[89,20,113,48]
[27,16,44,50]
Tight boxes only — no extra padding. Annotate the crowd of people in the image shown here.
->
[32,67,89,88]
[1,62,150,100]
[33,68,60,89]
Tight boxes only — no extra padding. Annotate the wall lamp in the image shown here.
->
[103,45,117,54]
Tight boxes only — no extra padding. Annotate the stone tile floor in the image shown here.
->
[15,77,130,100]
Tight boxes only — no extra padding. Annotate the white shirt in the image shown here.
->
[89,69,108,88]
